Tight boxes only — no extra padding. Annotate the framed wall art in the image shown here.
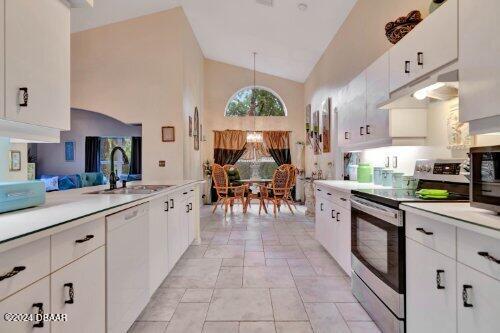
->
[322,98,331,153]
[162,126,175,142]
[189,116,193,137]
[9,150,21,171]
[193,107,200,151]
[64,141,75,161]
[305,104,311,145]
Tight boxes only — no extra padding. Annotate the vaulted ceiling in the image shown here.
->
[71,0,357,82]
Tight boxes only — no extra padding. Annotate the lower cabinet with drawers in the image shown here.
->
[405,211,500,333]
[314,184,351,276]
[0,184,201,333]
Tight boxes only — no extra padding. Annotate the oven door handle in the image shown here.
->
[350,197,402,227]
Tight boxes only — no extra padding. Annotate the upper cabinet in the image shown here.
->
[366,52,390,143]
[459,0,500,127]
[389,0,458,92]
[4,0,70,131]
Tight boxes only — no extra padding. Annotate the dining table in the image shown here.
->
[232,179,272,213]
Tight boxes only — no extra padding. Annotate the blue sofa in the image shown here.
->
[40,173,105,192]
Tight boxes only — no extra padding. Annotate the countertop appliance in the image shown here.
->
[470,145,500,213]
[0,181,45,213]
[350,159,469,333]
[106,203,149,333]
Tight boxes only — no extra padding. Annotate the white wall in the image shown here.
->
[0,138,28,181]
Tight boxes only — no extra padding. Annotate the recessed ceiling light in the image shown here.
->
[298,3,308,11]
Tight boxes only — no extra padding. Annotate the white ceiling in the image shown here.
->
[71,0,357,82]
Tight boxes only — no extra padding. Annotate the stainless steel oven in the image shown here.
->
[470,145,500,213]
[350,196,405,333]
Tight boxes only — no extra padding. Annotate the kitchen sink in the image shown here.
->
[86,185,173,195]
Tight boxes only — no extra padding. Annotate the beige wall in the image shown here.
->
[203,60,305,167]
[304,0,430,175]
[71,7,204,181]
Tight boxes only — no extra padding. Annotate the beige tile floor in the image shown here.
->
[129,204,381,333]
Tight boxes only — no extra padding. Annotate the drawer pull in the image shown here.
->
[75,235,94,244]
[317,188,322,192]
[416,227,433,235]
[477,251,500,264]
[183,192,188,195]
[327,193,332,196]
[64,283,75,304]
[0,266,26,281]
[436,270,445,289]
[340,198,347,202]
[462,285,473,308]
[32,303,44,328]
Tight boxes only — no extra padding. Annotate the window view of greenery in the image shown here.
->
[225,88,286,116]
[235,157,278,180]
[100,137,132,180]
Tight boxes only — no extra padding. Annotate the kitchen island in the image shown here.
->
[0,180,204,332]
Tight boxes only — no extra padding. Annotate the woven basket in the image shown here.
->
[385,10,423,44]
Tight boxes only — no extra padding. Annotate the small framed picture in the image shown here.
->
[189,116,193,137]
[9,150,21,171]
[65,141,75,161]
[162,126,175,142]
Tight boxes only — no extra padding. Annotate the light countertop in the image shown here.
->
[401,202,500,238]
[0,180,204,247]
[314,180,390,193]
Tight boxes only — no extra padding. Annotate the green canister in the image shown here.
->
[357,163,373,183]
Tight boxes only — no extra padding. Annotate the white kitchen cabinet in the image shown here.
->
[167,191,184,271]
[459,0,500,125]
[457,263,500,333]
[389,0,457,92]
[366,52,390,143]
[314,185,351,276]
[4,0,70,130]
[336,86,350,147]
[339,71,366,146]
[406,238,456,333]
[51,247,105,333]
[0,276,50,333]
[149,196,169,296]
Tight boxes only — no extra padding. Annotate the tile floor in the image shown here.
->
[129,204,380,333]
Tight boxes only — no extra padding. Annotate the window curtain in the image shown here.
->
[263,131,291,166]
[213,130,247,165]
[130,137,142,175]
[85,137,101,173]
[212,130,247,202]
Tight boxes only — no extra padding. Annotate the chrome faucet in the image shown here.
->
[109,146,129,190]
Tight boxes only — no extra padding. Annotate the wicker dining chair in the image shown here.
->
[260,168,293,217]
[211,164,247,215]
[278,164,298,211]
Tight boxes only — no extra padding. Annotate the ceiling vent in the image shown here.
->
[256,0,274,7]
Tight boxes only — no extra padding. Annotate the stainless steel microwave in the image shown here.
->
[470,145,500,213]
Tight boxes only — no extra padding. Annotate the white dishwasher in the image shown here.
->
[106,203,149,333]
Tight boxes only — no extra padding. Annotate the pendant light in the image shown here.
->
[247,52,263,143]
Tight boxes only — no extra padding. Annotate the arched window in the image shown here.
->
[225,86,287,117]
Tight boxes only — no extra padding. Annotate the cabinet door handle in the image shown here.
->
[360,127,364,136]
[327,192,332,196]
[186,205,190,213]
[404,61,411,74]
[462,285,473,308]
[317,188,321,192]
[183,192,188,195]
[64,283,75,304]
[75,235,94,244]
[0,266,26,281]
[331,210,335,219]
[170,199,174,209]
[416,227,433,235]
[336,212,340,222]
[477,251,500,264]
[189,203,193,211]
[19,87,29,107]
[340,197,347,202]
[320,203,323,211]
[32,303,44,328]
[366,125,371,135]
[436,270,445,289]
[165,201,169,212]
[344,132,349,140]
[417,52,424,66]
